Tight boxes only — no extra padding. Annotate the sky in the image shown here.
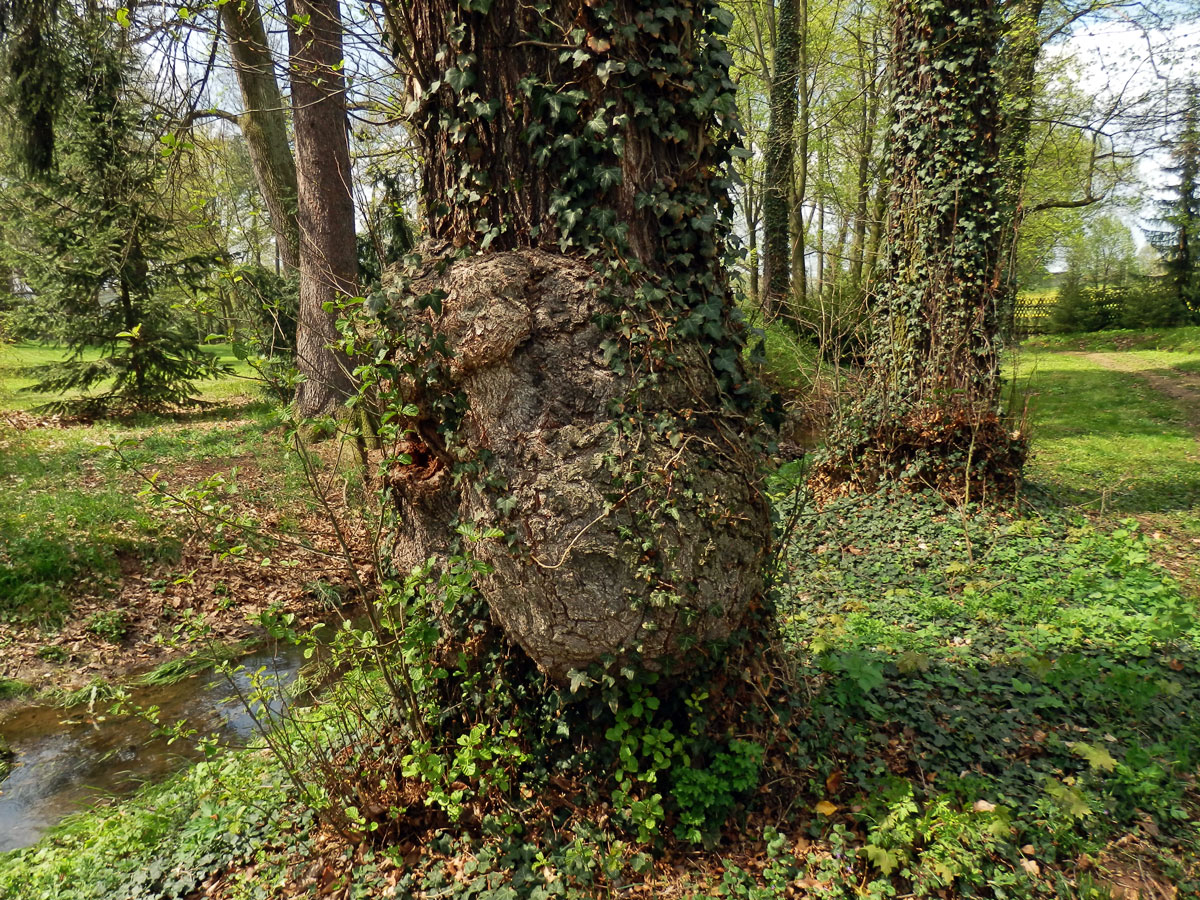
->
[1056,11,1200,244]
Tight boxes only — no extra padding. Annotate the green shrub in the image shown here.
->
[1118,282,1191,329]
[1048,281,1120,333]
[85,609,129,643]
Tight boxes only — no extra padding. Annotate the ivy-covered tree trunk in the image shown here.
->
[220,0,300,273]
[381,0,771,679]
[761,0,800,319]
[815,0,1025,495]
[995,0,1046,343]
[288,0,356,419]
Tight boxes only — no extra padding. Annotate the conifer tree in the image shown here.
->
[0,8,225,413]
[1145,85,1200,321]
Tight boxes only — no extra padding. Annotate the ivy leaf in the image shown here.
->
[863,844,901,875]
[1067,741,1117,772]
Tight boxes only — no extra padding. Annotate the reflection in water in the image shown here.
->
[0,643,306,853]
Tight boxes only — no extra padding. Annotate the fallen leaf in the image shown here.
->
[814,800,838,816]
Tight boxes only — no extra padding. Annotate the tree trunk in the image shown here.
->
[814,147,825,297]
[382,0,770,679]
[995,0,1046,342]
[862,169,887,294]
[789,0,810,320]
[847,32,879,292]
[816,0,1025,494]
[288,0,357,418]
[744,178,760,305]
[220,0,300,272]
[761,0,800,318]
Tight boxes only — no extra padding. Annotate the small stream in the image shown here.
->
[0,642,308,854]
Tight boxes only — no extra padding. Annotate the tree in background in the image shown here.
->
[0,9,225,413]
[287,0,358,420]
[761,0,800,318]
[815,0,1025,495]
[1145,84,1200,323]
[218,0,300,273]
[1050,215,1137,333]
[0,0,62,174]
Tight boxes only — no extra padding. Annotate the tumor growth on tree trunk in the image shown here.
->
[373,0,772,678]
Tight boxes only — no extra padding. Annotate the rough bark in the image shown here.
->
[288,0,357,418]
[762,0,801,317]
[389,250,769,679]
[871,0,1006,400]
[220,0,300,272]
[382,0,770,678]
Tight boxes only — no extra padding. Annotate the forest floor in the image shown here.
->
[1,331,1199,899]
[0,342,364,707]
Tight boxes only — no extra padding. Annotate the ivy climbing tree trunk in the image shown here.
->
[995,0,1046,343]
[379,0,771,679]
[288,0,356,419]
[761,0,800,320]
[815,0,1026,495]
[220,0,300,273]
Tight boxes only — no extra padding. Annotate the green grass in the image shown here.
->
[134,641,257,686]
[1015,350,1200,515]
[0,341,257,411]
[1025,325,1200,354]
[0,343,309,625]
[753,320,823,394]
[0,678,33,700]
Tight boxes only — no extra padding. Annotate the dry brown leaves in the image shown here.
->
[0,451,372,697]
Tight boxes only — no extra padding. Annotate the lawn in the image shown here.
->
[0,341,259,411]
[1015,341,1200,593]
[0,343,337,684]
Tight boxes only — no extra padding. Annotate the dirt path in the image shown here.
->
[1074,351,1200,435]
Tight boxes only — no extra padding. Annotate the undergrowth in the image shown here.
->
[4,479,1197,899]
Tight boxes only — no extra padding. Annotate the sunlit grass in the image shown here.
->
[0,341,256,412]
[1017,349,1200,514]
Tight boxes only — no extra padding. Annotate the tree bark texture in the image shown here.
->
[872,0,1006,404]
[288,0,356,418]
[220,0,300,272]
[814,0,1025,494]
[383,0,770,678]
[761,0,800,317]
[389,250,769,679]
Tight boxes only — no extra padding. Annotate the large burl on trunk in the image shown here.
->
[378,0,771,679]
[388,250,769,680]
